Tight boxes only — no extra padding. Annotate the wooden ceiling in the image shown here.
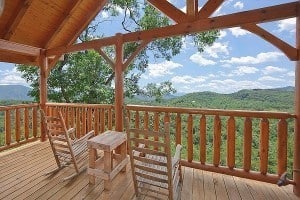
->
[0,0,298,66]
[0,0,107,65]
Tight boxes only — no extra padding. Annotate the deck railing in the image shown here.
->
[0,103,40,151]
[125,104,296,185]
[0,103,297,186]
[46,103,115,137]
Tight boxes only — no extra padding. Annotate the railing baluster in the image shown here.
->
[188,114,193,162]
[15,109,20,143]
[5,110,11,146]
[214,115,221,167]
[227,116,236,169]
[108,108,112,130]
[100,108,105,133]
[135,111,140,129]
[164,112,170,123]
[87,108,92,132]
[278,118,288,175]
[24,107,29,140]
[70,107,75,128]
[260,118,269,175]
[244,117,252,172]
[200,114,206,164]
[144,111,149,130]
[65,107,69,129]
[82,108,87,134]
[32,107,37,138]
[176,113,181,145]
[154,112,159,150]
[94,108,99,135]
[76,108,81,138]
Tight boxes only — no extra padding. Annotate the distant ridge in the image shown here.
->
[125,86,295,112]
[0,85,32,100]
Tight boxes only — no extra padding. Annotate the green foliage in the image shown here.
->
[140,81,176,103]
[126,88,295,112]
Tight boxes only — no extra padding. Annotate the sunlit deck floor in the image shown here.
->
[0,141,299,200]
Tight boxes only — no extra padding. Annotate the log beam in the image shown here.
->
[293,2,300,195]
[198,0,224,18]
[114,33,124,132]
[39,50,48,142]
[46,2,298,61]
[0,39,41,56]
[147,0,187,23]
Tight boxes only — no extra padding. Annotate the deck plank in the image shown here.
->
[0,141,299,200]
[213,172,229,200]
[203,170,216,200]
[192,168,205,199]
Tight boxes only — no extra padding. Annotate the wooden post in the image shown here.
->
[294,7,300,196]
[39,50,48,141]
[114,33,124,132]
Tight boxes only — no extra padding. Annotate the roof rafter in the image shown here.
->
[47,0,108,70]
[44,0,83,48]
[147,0,187,23]
[241,23,297,61]
[198,0,224,18]
[46,1,298,60]
[2,0,33,40]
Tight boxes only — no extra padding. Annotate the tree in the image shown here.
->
[17,1,220,103]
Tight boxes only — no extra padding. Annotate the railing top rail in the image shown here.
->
[125,104,296,119]
[46,102,114,109]
[0,103,39,111]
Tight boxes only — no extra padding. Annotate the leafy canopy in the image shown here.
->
[17,1,220,103]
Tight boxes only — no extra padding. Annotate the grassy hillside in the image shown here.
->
[125,87,295,112]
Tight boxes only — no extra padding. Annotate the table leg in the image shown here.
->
[104,150,112,190]
[89,148,96,184]
[120,141,127,172]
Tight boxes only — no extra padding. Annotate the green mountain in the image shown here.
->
[0,85,32,101]
[125,87,295,113]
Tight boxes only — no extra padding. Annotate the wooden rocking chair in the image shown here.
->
[40,109,94,181]
[125,118,182,200]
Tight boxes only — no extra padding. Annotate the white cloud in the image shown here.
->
[286,71,295,77]
[171,75,206,84]
[232,66,259,76]
[258,76,285,82]
[203,42,229,58]
[174,78,268,94]
[219,30,227,39]
[0,67,27,85]
[222,52,284,64]
[190,53,216,66]
[262,66,286,75]
[148,61,182,77]
[277,18,296,33]
[229,27,250,37]
[233,1,244,9]
[100,11,109,19]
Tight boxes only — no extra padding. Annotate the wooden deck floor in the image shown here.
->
[0,141,299,200]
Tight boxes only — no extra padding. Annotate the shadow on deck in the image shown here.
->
[0,141,299,200]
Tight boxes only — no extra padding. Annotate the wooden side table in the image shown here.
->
[87,130,129,190]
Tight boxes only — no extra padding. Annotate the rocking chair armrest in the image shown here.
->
[67,128,76,140]
[73,130,95,144]
[172,144,182,168]
[133,143,145,157]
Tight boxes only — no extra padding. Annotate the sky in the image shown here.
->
[0,0,297,94]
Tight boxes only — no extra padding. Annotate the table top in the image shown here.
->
[87,130,126,151]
